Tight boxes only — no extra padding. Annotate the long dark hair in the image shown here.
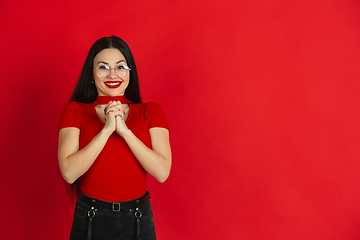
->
[70,36,142,103]
[67,36,142,201]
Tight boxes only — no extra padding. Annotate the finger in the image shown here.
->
[106,107,118,115]
[115,107,125,119]
[104,101,113,115]
[112,101,123,111]
[105,101,113,108]
[117,101,125,117]
[108,102,116,109]
[107,110,119,117]
[105,102,118,114]
[108,103,124,116]
[112,109,124,120]
[116,114,124,121]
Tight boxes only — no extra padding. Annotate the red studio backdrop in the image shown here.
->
[1,0,360,239]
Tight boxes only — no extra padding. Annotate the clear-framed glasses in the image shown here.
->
[94,64,131,78]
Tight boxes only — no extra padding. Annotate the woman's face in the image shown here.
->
[93,48,130,96]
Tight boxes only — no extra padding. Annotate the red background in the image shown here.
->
[1,0,360,239]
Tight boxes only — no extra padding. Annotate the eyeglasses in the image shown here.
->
[94,64,131,78]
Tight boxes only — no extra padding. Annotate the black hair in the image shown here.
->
[70,36,141,103]
[66,36,142,201]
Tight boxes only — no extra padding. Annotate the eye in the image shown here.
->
[99,64,110,70]
[116,65,128,70]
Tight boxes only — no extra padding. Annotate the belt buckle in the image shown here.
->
[112,203,120,212]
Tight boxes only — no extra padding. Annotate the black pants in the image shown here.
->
[69,192,157,240]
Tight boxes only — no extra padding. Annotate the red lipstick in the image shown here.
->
[104,81,122,89]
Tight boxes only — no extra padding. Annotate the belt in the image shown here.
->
[80,191,151,212]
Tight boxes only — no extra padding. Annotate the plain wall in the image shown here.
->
[1,0,360,239]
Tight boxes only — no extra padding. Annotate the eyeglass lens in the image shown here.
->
[96,64,129,78]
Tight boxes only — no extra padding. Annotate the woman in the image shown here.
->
[58,36,171,240]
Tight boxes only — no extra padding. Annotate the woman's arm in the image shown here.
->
[106,101,172,183]
[58,110,118,184]
[58,127,113,184]
[120,126,172,183]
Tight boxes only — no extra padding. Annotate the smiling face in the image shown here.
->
[93,48,130,96]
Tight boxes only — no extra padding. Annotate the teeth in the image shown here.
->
[106,82,120,86]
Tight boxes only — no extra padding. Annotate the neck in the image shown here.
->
[94,95,128,105]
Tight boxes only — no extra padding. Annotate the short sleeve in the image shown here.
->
[146,102,169,130]
[58,101,83,132]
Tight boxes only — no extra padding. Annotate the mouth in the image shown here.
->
[104,81,122,89]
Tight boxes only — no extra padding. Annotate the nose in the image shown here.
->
[108,68,117,79]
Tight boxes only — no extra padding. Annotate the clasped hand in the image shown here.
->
[103,101,128,136]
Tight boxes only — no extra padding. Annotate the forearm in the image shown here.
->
[59,128,112,184]
[121,130,171,183]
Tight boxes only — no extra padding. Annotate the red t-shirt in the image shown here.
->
[58,100,169,202]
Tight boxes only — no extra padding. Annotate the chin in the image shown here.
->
[100,90,125,96]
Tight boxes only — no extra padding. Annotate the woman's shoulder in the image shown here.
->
[132,101,162,109]
[134,102,167,117]
[59,101,89,131]
[63,100,92,109]
[129,102,168,128]
[63,100,80,108]
[62,101,80,110]
[131,102,165,114]
[61,101,91,116]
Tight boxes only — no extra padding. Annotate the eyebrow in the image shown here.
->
[96,60,126,65]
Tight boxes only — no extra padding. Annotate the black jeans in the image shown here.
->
[69,192,157,240]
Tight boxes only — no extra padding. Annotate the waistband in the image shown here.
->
[79,191,151,212]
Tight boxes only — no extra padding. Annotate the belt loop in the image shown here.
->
[134,207,142,240]
[87,199,96,240]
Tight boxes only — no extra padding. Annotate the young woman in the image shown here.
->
[58,36,171,240]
